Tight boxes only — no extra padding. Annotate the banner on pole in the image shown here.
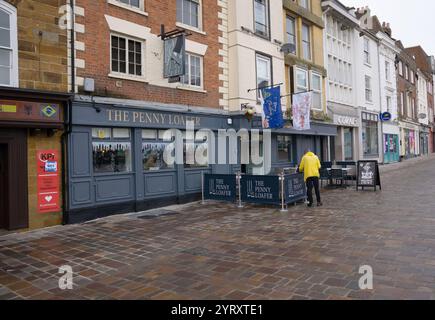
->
[260,86,284,129]
[292,91,312,131]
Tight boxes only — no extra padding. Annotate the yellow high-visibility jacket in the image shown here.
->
[298,152,321,182]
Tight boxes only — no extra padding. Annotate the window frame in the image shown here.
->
[385,61,391,82]
[110,33,145,79]
[363,37,370,65]
[180,52,204,89]
[365,75,372,103]
[176,0,202,31]
[301,22,311,61]
[255,52,272,101]
[310,71,323,111]
[253,0,270,40]
[0,1,18,87]
[294,67,308,93]
[285,15,297,55]
[108,0,147,14]
[299,0,310,10]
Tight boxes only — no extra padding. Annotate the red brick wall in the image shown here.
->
[74,0,221,109]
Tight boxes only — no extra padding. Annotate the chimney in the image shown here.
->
[382,21,392,37]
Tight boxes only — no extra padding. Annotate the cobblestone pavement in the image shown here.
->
[2,156,435,300]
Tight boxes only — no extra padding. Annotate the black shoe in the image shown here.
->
[317,202,323,207]
[307,203,313,208]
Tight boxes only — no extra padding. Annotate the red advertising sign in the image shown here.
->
[37,150,60,213]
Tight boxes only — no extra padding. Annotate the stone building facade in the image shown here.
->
[0,0,71,231]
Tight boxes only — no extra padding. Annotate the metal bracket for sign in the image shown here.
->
[236,172,243,208]
[158,24,192,40]
[247,83,284,93]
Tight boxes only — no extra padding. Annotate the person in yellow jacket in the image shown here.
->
[298,149,323,207]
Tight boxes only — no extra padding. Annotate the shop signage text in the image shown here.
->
[107,109,201,127]
[204,174,237,202]
[334,115,359,127]
[37,150,60,213]
[0,100,62,123]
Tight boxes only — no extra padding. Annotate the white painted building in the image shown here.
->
[322,0,360,162]
[376,26,400,163]
[355,10,382,163]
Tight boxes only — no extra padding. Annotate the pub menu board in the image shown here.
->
[37,150,60,213]
[241,175,280,205]
[357,160,382,191]
[204,174,237,202]
[285,173,306,204]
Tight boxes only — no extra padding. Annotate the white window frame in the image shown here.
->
[365,75,372,102]
[0,1,18,87]
[310,71,323,111]
[398,61,403,76]
[255,53,272,100]
[294,67,308,93]
[253,0,270,39]
[405,65,409,80]
[181,52,204,89]
[176,0,203,32]
[410,70,415,84]
[301,23,311,61]
[363,38,370,65]
[109,33,146,81]
[285,15,297,55]
[400,91,405,116]
[386,95,392,113]
[108,0,148,16]
[385,61,391,82]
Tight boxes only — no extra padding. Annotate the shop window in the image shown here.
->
[92,128,132,174]
[0,1,18,87]
[277,135,293,163]
[362,113,379,156]
[142,129,174,171]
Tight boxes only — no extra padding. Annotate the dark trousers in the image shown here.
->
[306,177,321,204]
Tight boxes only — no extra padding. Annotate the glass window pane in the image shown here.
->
[143,142,174,171]
[312,74,321,90]
[93,142,132,173]
[0,9,10,29]
[92,128,111,139]
[112,36,118,48]
[0,48,10,67]
[0,66,10,85]
[112,60,118,72]
[0,29,10,47]
[113,128,130,138]
[130,0,140,8]
[142,129,157,139]
[183,0,190,25]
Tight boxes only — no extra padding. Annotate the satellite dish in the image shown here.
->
[281,43,296,54]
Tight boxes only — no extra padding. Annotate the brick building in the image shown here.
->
[395,40,419,159]
[405,46,434,154]
[0,0,71,231]
[65,0,238,223]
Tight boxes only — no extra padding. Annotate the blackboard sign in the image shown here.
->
[357,161,381,191]
[241,175,280,205]
[204,174,237,202]
[285,173,306,204]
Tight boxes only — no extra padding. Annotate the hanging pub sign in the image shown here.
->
[292,91,312,131]
[163,34,186,79]
[37,150,61,213]
[260,86,284,129]
[356,160,382,191]
[285,173,306,204]
[241,175,280,205]
[203,174,237,202]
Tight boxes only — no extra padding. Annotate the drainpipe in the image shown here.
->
[377,39,385,164]
[60,0,76,225]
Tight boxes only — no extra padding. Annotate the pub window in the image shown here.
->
[184,134,209,168]
[277,135,294,163]
[92,128,132,174]
[0,1,18,86]
[253,0,270,39]
[181,53,203,88]
[176,0,200,29]
[111,35,143,77]
[142,129,175,171]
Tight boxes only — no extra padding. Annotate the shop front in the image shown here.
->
[67,98,245,224]
[383,134,400,164]
[361,112,381,162]
[0,88,71,231]
[419,126,430,156]
[400,122,420,159]
[331,112,360,161]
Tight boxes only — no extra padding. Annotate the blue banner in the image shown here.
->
[262,86,284,129]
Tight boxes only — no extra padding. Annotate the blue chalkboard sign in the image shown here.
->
[204,174,237,202]
[241,175,280,205]
[285,173,306,204]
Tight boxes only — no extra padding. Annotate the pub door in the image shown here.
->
[0,144,8,229]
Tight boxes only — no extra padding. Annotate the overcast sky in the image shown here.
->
[343,0,435,56]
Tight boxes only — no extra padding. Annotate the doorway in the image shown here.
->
[0,144,8,229]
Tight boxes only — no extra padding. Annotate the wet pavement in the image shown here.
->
[1,156,435,300]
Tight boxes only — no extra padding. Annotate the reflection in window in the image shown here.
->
[142,142,174,171]
[277,135,293,162]
[184,139,209,168]
[93,142,132,173]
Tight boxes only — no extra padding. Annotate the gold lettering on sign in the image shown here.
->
[107,109,202,127]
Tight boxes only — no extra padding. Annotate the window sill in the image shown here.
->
[107,0,149,16]
[176,85,207,93]
[108,72,148,83]
[175,22,206,35]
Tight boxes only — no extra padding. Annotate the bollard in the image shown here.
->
[236,172,243,208]
[280,173,287,212]
[201,171,206,205]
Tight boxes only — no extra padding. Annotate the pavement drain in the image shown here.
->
[136,209,180,220]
